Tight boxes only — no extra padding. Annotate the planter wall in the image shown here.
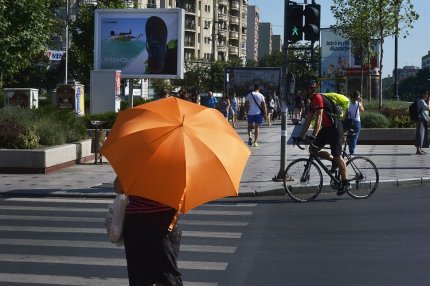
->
[0,139,93,174]
[358,128,419,145]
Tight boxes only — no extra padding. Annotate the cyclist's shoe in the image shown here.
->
[337,181,351,196]
[248,137,253,146]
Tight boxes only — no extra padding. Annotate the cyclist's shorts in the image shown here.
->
[248,114,263,125]
[314,120,343,156]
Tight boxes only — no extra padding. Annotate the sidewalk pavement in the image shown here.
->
[1,119,430,198]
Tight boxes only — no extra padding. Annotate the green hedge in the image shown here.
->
[0,107,88,149]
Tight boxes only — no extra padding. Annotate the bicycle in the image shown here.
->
[283,131,379,202]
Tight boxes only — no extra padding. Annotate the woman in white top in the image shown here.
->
[415,89,429,155]
[347,91,365,156]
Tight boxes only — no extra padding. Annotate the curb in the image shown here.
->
[2,178,428,199]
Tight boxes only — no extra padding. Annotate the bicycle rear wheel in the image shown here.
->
[346,156,379,199]
[283,158,323,202]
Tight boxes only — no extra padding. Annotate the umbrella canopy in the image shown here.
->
[101,97,251,213]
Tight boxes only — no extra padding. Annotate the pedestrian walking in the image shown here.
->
[217,93,231,119]
[266,93,277,126]
[415,89,430,155]
[244,84,267,147]
[229,92,239,127]
[114,177,183,286]
[202,90,217,108]
[346,91,365,156]
[293,91,305,124]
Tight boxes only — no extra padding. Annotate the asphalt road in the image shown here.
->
[0,185,429,286]
[222,185,430,286]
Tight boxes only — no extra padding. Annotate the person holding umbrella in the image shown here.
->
[101,97,251,285]
[114,177,182,286]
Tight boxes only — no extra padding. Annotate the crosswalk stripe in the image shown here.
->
[0,226,242,238]
[0,239,236,253]
[183,231,241,239]
[4,198,258,208]
[4,197,113,204]
[0,254,228,270]
[0,207,253,215]
[0,273,217,286]
[187,210,253,216]
[0,214,103,222]
[0,215,248,227]
[0,273,128,286]
[204,203,258,207]
[180,219,248,226]
[0,205,106,212]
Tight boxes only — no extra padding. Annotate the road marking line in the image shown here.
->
[183,231,242,239]
[0,205,106,212]
[187,210,253,216]
[0,215,248,227]
[4,197,113,204]
[0,214,103,222]
[0,273,217,286]
[0,239,236,253]
[180,219,248,226]
[0,226,242,238]
[0,254,227,270]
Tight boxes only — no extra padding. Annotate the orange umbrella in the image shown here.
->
[101,97,251,214]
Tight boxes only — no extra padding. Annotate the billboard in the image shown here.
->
[224,67,282,97]
[94,9,184,79]
[320,28,380,93]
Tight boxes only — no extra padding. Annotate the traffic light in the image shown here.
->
[303,4,321,41]
[287,3,303,43]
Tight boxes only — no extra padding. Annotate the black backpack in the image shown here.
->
[408,100,419,121]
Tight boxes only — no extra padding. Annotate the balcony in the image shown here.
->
[231,0,240,11]
[229,46,239,54]
[229,31,239,39]
[219,0,228,6]
[184,40,195,48]
[218,13,228,22]
[229,16,239,25]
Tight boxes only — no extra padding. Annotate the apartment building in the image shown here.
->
[422,50,430,70]
[258,22,272,59]
[272,35,282,53]
[127,0,247,61]
[246,5,259,62]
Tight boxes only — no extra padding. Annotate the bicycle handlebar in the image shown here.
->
[292,136,308,150]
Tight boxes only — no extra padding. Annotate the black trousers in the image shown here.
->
[123,211,182,286]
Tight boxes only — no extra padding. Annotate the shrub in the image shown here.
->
[0,121,39,149]
[361,111,390,128]
[0,107,88,149]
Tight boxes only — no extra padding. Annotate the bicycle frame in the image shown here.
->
[301,152,341,186]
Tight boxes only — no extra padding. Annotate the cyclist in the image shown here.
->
[296,80,351,195]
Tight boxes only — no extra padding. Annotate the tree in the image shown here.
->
[68,0,127,88]
[0,0,61,90]
[330,0,418,107]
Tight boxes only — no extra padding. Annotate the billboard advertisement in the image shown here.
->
[320,28,380,93]
[94,9,184,79]
[224,67,282,97]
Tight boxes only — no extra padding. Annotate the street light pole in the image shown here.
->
[65,0,69,84]
[273,0,289,181]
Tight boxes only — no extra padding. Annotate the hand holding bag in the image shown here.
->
[105,194,128,243]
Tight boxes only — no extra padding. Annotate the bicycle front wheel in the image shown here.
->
[283,158,323,202]
[346,156,379,199]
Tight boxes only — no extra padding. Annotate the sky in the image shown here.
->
[248,0,430,78]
